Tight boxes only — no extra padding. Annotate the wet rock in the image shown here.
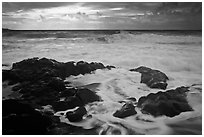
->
[2,70,19,84]
[59,88,76,97]
[47,122,98,135]
[106,65,116,70]
[18,83,60,106]
[137,86,193,117]
[2,99,52,135]
[52,96,83,111]
[3,57,114,84]
[66,106,87,122]
[113,102,137,118]
[76,88,101,104]
[2,57,113,134]
[75,61,105,75]
[47,77,66,91]
[3,57,107,108]
[130,66,169,90]
[52,88,101,111]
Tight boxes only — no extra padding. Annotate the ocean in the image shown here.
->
[2,29,202,134]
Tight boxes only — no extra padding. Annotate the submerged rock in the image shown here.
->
[113,102,137,118]
[137,86,193,117]
[66,106,87,122]
[130,66,169,90]
[2,99,52,135]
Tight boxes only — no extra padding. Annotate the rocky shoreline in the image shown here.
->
[2,57,195,135]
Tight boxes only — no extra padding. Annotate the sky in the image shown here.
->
[2,2,202,30]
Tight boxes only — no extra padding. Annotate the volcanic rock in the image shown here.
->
[130,66,169,90]
[137,86,193,117]
[66,106,87,122]
[76,88,101,104]
[113,102,137,118]
[3,57,115,84]
[52,88,101,111]
[2,99,52,135]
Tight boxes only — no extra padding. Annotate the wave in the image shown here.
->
[3,30,201,44]
[53,68,202,135]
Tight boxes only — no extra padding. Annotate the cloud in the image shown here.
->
[2,2,202,30]
[154,2,202,15]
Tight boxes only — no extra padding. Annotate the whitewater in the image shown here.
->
[2,30,202,134]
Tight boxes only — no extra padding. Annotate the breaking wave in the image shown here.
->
[54,68,202,135]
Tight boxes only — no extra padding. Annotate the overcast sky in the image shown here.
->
[2,2,202,30]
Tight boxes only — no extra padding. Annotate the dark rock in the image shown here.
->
[106,65,116,70]
[89,62,105,70]
[2,99,52,135]
[130,66,169,90]
[52,88,101,111]
[66,106,87,122]
[62,61,76,77]
[52,96,83,111]
[59,88,76,97]
[3,57,113,84]
[113,102,137,118]
[47,121,98,135]
[2,70,19,84]
[47,77,66,91]
[137,86,193,117]
[18,83,60,106]
[75,61,106,75]
[76,88,101,104]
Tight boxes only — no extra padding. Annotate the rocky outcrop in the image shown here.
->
[2,57,107,109]
[66,107,87,122]
[130,66,169,90]
[113,102,137,118]
[52,88,101,111]
[137,86,193,117]
[2,99,52,135]
[2,58,106,134]
[3,57,115,84]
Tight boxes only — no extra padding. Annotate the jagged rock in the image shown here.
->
[47,77,66,91]
[2,99,52,135]
[2,57,106,108]
[76,88,101,104]
[3,57,114,83]
[59,88,76,97]
[137,86,193,117]
[52,88,101,111]
[66,106,87,122]
[113,102,137,118]
[2,70,20,85]
[130,66,169,90]
[52,96,83,111]
[2,57,113,134]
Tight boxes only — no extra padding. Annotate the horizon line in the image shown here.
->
[2,28,202,31]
